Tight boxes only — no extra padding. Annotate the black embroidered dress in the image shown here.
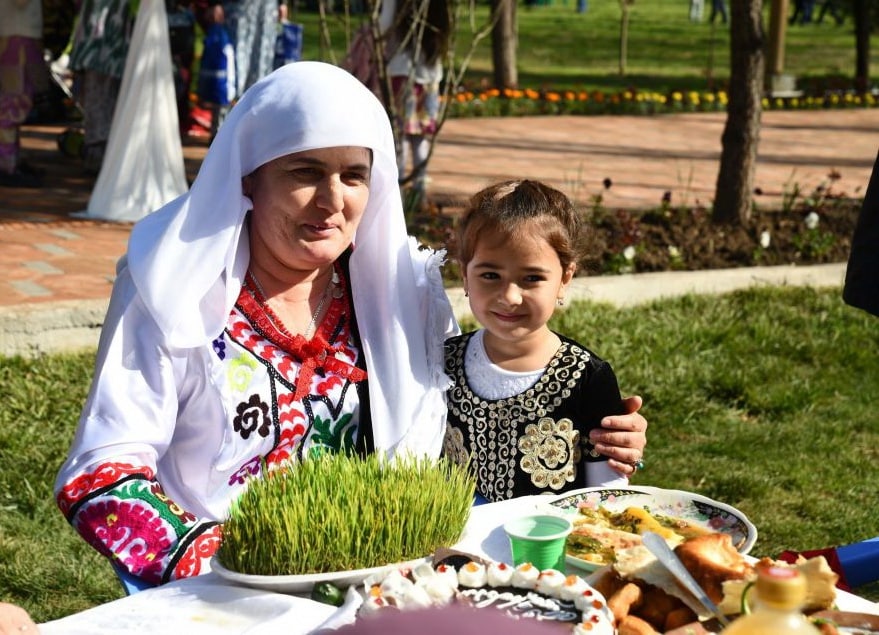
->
[443,331,625,503]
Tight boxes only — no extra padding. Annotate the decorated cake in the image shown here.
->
[358,558,616,634]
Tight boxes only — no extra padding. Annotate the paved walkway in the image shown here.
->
[0,109,873,355]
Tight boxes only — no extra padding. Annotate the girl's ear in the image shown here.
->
[459,261,470,296]
[562,262,576,285]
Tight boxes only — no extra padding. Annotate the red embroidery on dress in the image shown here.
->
[236,270,367,400]
[173,524,222,581]
[79,498,173,583]
[317,375,343,394]
[57,462,154,515]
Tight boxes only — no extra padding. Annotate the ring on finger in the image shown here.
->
[631,458,645,472]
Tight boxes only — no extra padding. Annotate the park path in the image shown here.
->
[0,109,874,353]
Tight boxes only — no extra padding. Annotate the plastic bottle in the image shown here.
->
[721,563,821,634]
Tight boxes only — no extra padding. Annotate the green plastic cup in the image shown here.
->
[503,514,573,571]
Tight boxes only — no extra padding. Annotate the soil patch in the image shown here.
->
[419,192,859,278]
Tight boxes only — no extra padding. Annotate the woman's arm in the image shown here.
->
[54,272,220,585]
[589,395,648,477]
[56,459,221,585]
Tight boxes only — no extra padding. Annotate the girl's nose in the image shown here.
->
[500,283,522,306]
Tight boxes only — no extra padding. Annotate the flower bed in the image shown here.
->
[444,87,879,118]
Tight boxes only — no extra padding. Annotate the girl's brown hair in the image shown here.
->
[455,180,583,272]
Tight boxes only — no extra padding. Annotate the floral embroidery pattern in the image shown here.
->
[518,417,580,490]
[173,524,222,580]
[233,393,271,439]
[213,337,226,359]
[307,412,356,457]
[442,425,469,468]
[59,463,219,585]
[228,354,258,392]
[57,462,154,515]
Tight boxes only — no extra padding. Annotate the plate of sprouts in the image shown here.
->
[213,453,475,593]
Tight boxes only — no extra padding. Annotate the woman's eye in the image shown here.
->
[290,167,322,180]
[343,171,369,184]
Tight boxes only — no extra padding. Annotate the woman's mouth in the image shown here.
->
[303,222,334,234]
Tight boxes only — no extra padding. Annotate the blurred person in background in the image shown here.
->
[709,0,727,24]
[69,0,136,174]
[380,0,451,207]
[843,149,879,318]
[0,0,47,187]
[222,0,283,99]
[166,0,197,138]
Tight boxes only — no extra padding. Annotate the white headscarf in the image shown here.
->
[125,61,457,457]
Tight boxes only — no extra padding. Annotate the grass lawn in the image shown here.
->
[2,285,878,623]
[293,0,876,95]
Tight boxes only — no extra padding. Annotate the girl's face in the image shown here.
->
[244,146,371,277]
[462,225,575,344]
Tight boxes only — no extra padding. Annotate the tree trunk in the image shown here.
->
[491,0,518,89]
[853,0,870,92]
[712,0,764,225]
[619,2,630,76]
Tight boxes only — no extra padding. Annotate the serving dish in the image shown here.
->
[810,610,879,634]
[540,485,758,572]
[211,555,431,594]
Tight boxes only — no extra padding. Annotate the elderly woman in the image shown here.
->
[54,62,648,587]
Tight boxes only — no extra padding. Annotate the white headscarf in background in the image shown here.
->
[125,61,457,458]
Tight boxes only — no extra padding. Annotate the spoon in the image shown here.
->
[640,531,731,627]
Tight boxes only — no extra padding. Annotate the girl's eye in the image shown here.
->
[478,272,499,280]
[524,275,545,283]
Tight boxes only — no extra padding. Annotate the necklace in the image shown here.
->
[248,267,340,339]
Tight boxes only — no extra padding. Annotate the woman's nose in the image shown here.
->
[316,176,344,211]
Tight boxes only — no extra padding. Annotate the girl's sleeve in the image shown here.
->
[577,357,626,463]
[579,359,629,487]
[54,270,220,586]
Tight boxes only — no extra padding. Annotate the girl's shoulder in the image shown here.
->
[445,330,477,348]
[552,331,606,364]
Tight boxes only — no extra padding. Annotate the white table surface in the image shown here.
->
[38,496,879,634]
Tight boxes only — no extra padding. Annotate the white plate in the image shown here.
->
[211,555,431,594]
[540,485,758,572]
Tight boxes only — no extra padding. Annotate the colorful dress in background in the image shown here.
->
[69,0,135,173]
[222,0,279,99]
[0,0,46,186]
[197,20,236,136]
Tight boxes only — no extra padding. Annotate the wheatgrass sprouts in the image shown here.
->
[217,453,475,575]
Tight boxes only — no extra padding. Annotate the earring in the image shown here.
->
[464,290,469,297]
[557,298,565,306]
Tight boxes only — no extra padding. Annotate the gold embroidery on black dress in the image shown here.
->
[518,417,581,490]
[443,334,591,501]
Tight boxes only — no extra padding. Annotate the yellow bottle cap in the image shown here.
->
[755,564,807,609]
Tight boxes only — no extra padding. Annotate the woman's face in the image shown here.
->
[244,146,372,276]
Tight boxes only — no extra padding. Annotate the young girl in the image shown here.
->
[443,179,630,503]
